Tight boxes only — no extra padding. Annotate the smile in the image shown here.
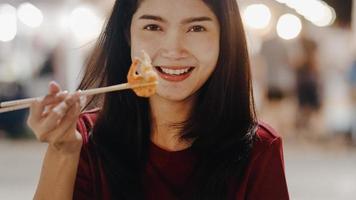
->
[154,66,195,82]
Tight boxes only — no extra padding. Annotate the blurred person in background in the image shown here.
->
[295,37,322,138]
[260,36,294,102]
[25,0,289,199]
[259,35,296,137]
[0,49,57,139]
[0,82,28,138]
[313,20,354,139]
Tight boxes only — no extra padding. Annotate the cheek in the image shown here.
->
[186,34,219,68]
[130,30,161,59]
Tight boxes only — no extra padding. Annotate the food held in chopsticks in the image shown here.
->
[0,51,158,113]
[128,51,158,97]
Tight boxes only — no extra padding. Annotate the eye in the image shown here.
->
[188,25,206,33]
[143,24,163,31]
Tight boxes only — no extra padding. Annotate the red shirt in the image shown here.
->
[74,110,289,200]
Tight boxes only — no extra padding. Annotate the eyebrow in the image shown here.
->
[139,15,166,22]
[138,15,213,24]
[182,16,213,24]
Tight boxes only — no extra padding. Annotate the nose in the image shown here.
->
[160,31,189,60]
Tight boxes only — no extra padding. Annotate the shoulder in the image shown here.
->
[249,121,284,160]
[76,108,101,145]
[255,121,282,147]
[235,122,289,199]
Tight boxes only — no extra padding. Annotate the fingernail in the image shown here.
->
[52,107,64,117]
[61,90,69,96]
[80,95,87,108]
[36,97,44,102]
[55,91,68,98]
[49,81,55,87]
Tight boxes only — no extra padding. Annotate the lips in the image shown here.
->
[154,66,194,82]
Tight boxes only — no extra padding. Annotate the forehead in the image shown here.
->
[133,0,217,21]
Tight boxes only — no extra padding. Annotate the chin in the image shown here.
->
[152,91,196,103]
[159,94,188,102]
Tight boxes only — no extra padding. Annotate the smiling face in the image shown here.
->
[130,0,220,102]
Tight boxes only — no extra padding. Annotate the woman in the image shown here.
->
[27,0,289,199]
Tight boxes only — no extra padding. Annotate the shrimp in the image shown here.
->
[127,51,158,97]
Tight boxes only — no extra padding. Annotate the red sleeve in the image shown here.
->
[242,137,289,200]
[72,112,97,200]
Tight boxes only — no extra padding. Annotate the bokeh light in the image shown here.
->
[0,4,17,42]
[243,4,272,30]
[17,2,43,28]
[276,14,302,40]
[69,6,104,43]
[274,0,336,27]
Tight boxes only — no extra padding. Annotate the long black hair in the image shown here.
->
[78,0,257,199]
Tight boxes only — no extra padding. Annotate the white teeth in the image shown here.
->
[160,67,191,75]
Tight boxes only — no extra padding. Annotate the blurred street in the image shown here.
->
[0,140,46,200]
[284,140,356,200]
[0,138,355,200]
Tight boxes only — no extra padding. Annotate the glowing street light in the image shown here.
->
[69,6,104,43]
[243,4,272,30]
[273,0,336,27]
[311,4,336,27]
[17,3,43,28]
[277,14,302,40]
[0,4,17,42]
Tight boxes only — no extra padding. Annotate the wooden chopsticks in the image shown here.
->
[0,81,157,113]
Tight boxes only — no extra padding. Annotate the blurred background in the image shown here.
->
[0,0,355,199]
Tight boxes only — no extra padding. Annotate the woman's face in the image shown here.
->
[130,0,220,102]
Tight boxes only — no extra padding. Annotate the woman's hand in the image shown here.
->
[29,81,87,200]
[27,81,85,155]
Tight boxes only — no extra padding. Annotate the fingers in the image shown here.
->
[51,100,81,143]
[28,81,64,122]
[79,93,87,109]
[48,81,61,95]
[42,81,66,108]
[26,81,86,154]
[47,93,86,150]
[28,90,69,123]
[41,91,69,117]
[38,93,80,137]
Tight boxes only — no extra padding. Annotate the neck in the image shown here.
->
[149,95,195,151]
